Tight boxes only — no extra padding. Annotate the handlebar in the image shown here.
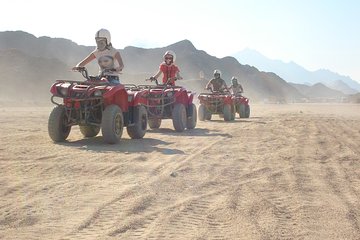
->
[146,77,179,86]
[72,67,118,81]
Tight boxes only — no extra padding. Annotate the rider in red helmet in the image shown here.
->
[151,50,182,86]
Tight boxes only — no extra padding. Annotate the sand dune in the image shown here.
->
[0,104,359,239]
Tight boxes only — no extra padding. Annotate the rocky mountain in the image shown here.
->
[0,31,304,103]
[234,48,360,93]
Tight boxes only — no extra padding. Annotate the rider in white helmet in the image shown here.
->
[150,50,183,86]
[72,29,124,85]
[206,69,228,92]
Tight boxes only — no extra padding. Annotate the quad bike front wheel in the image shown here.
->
[186,103,197,129]
[80,125,100,138]
[127,105,147,139]
[48,105,71,142]
[172,103,187,132]
[245,105,250,118]
[223,104,232,121]
[101,105,124,144]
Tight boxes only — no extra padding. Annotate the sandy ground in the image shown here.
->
[0,103,359,240]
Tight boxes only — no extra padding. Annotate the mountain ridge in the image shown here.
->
[234,48,360,93]
[1,30,352,103]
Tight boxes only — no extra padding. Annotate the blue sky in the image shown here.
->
[1,0,359,81]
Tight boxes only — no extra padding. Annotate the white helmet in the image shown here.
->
[95,28,111,45]
[214,69,222,76]
[163,50,176,62]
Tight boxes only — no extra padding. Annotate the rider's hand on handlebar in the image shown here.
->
[72,66,84,71]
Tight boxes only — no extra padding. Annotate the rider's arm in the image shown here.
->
[176,71,183,80]
[114,52,124,72]
[239,84,244,92]
[153,69,162,79]
[73,53,96,69]
[205,79,213,90]
[223,81,229,91]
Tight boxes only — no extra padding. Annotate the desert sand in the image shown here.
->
[0,103,359,240]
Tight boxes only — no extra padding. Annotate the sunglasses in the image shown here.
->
[165,57,173,60]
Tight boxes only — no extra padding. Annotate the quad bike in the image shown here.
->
[198,88,235,121]
[233,93,250,118]
[48,67,148,144]
[138,77,197,132]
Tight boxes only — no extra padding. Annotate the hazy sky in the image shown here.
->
[1,0,359,81]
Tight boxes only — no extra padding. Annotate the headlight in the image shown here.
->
[166,92,173,97]
[59,87,68,97]
[93,90,102,97]
[128,95,134,102]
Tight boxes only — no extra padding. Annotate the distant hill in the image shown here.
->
[234,48,360,93]
[0,49,76,102]
[0,31,305,103]
[290,82,345,101]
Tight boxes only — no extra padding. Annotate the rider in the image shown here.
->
[206,69,228,92]
[72,29,124,85]
[151,50,182,86]
[229,77,244,95]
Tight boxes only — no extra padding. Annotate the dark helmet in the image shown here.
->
[213,69,221,78]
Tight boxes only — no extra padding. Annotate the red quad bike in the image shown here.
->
[48,67,148,144]
[198,89,236,121]
[139,78,197,132]
[233,93,250,118]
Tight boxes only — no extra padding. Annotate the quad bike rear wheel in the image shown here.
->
[198,104,206,121]
[223,104,232,121]
[186,103,197,129]
[199,104,211,121]
[101,105,124,144]
[80,125,100,138]
[48,105,71,142]
[148,117,162,129]
[127,105,147,139]
[172,103,187,132]
[231,105,236,121]
[239,104,246,118]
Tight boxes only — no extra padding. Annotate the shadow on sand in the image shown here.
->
[59,137,185,155]
[147,127,232,138]
[207,118,267,124]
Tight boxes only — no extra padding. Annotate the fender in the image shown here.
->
[103,85,129,112]
[187,92,195,105]
[173,88,189,105]
[131,91,148,106]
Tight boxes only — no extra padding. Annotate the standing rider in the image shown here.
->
[206,69,229,92]
[72,29,124,85]
[229,77,244,96]
[151,50,182,86]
